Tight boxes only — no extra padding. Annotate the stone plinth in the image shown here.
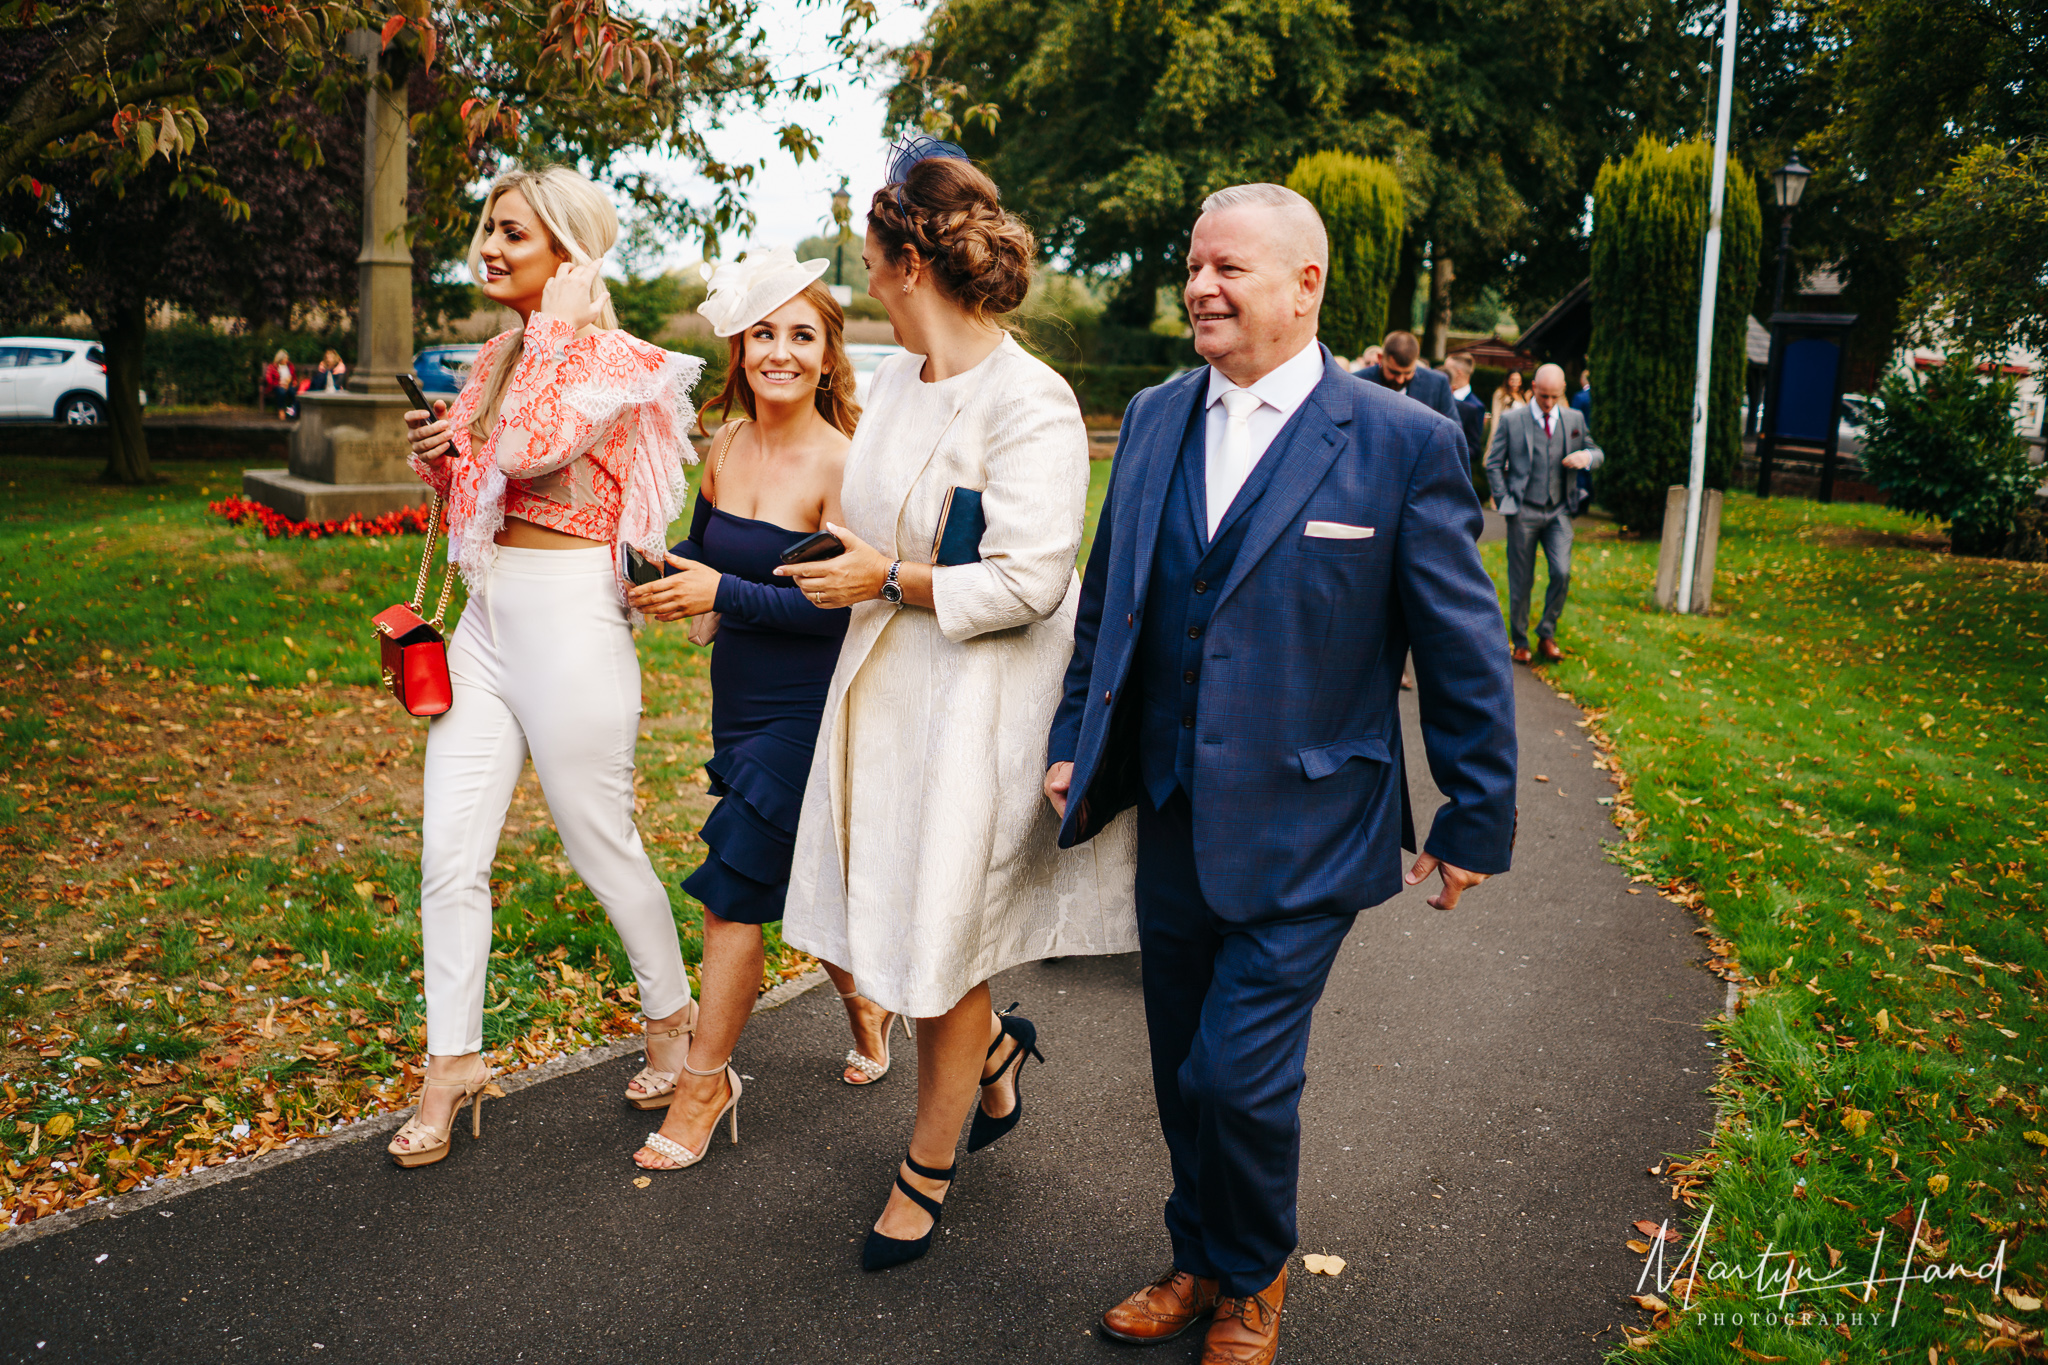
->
[243,387,431,522]
[241,469,429,522]
[243,38,423,523]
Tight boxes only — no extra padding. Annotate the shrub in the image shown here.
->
[1286,152,1405,357]
[1045,362,1182,417]
[2005,505,2048,563]
[1588,138,1761,532]
[611,273,695,344]
[1858,359,2037,556]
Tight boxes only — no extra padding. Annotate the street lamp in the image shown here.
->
[1769,151,1811,313]
[829,175,852,287]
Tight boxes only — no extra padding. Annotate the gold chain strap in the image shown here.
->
[409,493,459,628]
[708,418,746,509]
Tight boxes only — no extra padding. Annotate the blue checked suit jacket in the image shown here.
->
[1048,351,1518,920]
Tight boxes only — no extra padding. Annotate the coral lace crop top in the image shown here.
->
[408,313,704,602]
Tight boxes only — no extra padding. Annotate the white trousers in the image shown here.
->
[419,545,691,1055]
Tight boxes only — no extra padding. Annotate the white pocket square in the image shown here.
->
[1304,521,1374,540]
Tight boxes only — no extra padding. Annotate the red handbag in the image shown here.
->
[374,493,458,716]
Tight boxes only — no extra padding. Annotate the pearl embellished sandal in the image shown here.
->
[633,1055,741,1171]
[838,989,911,1085]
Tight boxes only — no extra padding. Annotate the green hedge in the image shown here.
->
[1046,362,1183,417]
[142,322,359,408]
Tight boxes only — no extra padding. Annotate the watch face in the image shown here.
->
[881,582,903,603]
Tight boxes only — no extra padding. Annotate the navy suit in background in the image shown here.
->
[1453,389,1488,490]
[1048,350,1517,1295]
[1355,361,1459,423]
[1569,386,1594,512]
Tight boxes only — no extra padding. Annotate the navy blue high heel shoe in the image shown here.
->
[965,1002,1043,1154]
[861,1153,956,1272]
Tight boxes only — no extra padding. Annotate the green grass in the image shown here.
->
[1516,495,2048,1360]
[0,457,815,1221]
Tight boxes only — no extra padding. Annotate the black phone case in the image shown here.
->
[397,373,431,412]
[778,532,845,565]
[625,546,668,585]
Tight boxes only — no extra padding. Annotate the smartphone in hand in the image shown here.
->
[397,372,433,415]
[779,530,845,565]
[625,545,670,586]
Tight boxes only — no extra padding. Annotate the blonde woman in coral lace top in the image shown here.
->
[388,166,704,1169]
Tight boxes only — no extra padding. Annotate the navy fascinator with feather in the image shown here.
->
[886,134,972,208]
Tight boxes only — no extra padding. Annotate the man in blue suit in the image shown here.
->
[1044,184,1517,1364]
[1353,329,1460,422]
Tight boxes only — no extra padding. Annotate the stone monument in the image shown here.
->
[244,33,431,521]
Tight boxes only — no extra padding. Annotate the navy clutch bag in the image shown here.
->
[932,487,985,566]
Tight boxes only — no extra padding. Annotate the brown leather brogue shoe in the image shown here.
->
[1100,1268,1221,1345]
[1201,1268,1286,1365]
[1510,645,1534,665]
[1538,637,1564,662]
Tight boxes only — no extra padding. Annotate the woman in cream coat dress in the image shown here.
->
[779,141,1136,1272]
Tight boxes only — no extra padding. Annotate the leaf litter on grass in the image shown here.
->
[0,459,815,1225]
[1493,495,2048,1362]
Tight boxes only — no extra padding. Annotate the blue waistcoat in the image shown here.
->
[1136,397,1302,809]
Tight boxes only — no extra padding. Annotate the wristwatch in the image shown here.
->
[881,560,904,605]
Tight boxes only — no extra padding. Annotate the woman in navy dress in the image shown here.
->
[625,251,896,1171]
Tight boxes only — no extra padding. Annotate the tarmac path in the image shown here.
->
[0,658,1723,1364]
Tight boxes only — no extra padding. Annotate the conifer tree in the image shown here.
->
[1589,138,1761,532]
[1286,152,1404,356]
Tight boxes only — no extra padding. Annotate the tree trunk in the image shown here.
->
[93,300,153,484]
[1424,251,1455,361]
[1109,250,1166,329]
[1391,229,1424,339]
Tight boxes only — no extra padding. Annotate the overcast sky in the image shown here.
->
[629,0,929,273]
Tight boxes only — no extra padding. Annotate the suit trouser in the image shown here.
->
[1505,502,1573,649]
[1136,792,1355,1296]
[419,546,692,1055]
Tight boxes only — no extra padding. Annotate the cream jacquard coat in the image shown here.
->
[782,335,1138,1016]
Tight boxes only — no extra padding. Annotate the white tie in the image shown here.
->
[1208,388,1263,538]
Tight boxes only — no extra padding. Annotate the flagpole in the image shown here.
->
[1677,0,1741,613]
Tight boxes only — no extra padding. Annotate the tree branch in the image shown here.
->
[2,0,183,138]
[0,28,265,188]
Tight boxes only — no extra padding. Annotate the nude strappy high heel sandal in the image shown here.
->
[624,998,700,1110]
[635,1055,741,1171]
[387,1058,497,1168]
[838,989,912,1086]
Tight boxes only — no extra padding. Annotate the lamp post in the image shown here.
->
[830,175,852,287]
[1769,152,1811,314]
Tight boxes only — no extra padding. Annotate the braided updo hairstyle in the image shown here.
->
[868,157,1035,320]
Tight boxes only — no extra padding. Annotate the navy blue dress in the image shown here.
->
[672,492,849,924]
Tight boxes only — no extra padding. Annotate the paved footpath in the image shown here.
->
[0,664,1723,1364]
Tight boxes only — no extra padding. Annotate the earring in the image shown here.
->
[901,281,912,294]
[816,372,832,391]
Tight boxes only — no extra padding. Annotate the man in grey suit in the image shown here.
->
[1485,362,1601,663]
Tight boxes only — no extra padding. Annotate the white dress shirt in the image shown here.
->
[1202,338,1325,538]
[1451,384,1473,402]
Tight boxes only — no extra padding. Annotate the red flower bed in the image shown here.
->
[210,497,433,540]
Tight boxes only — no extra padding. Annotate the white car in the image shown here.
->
[846,342,905,403]
[0,338,109,424]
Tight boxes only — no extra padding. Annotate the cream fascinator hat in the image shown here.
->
[696,247,832,338]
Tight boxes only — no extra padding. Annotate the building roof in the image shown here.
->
[1515,278,1591,360]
